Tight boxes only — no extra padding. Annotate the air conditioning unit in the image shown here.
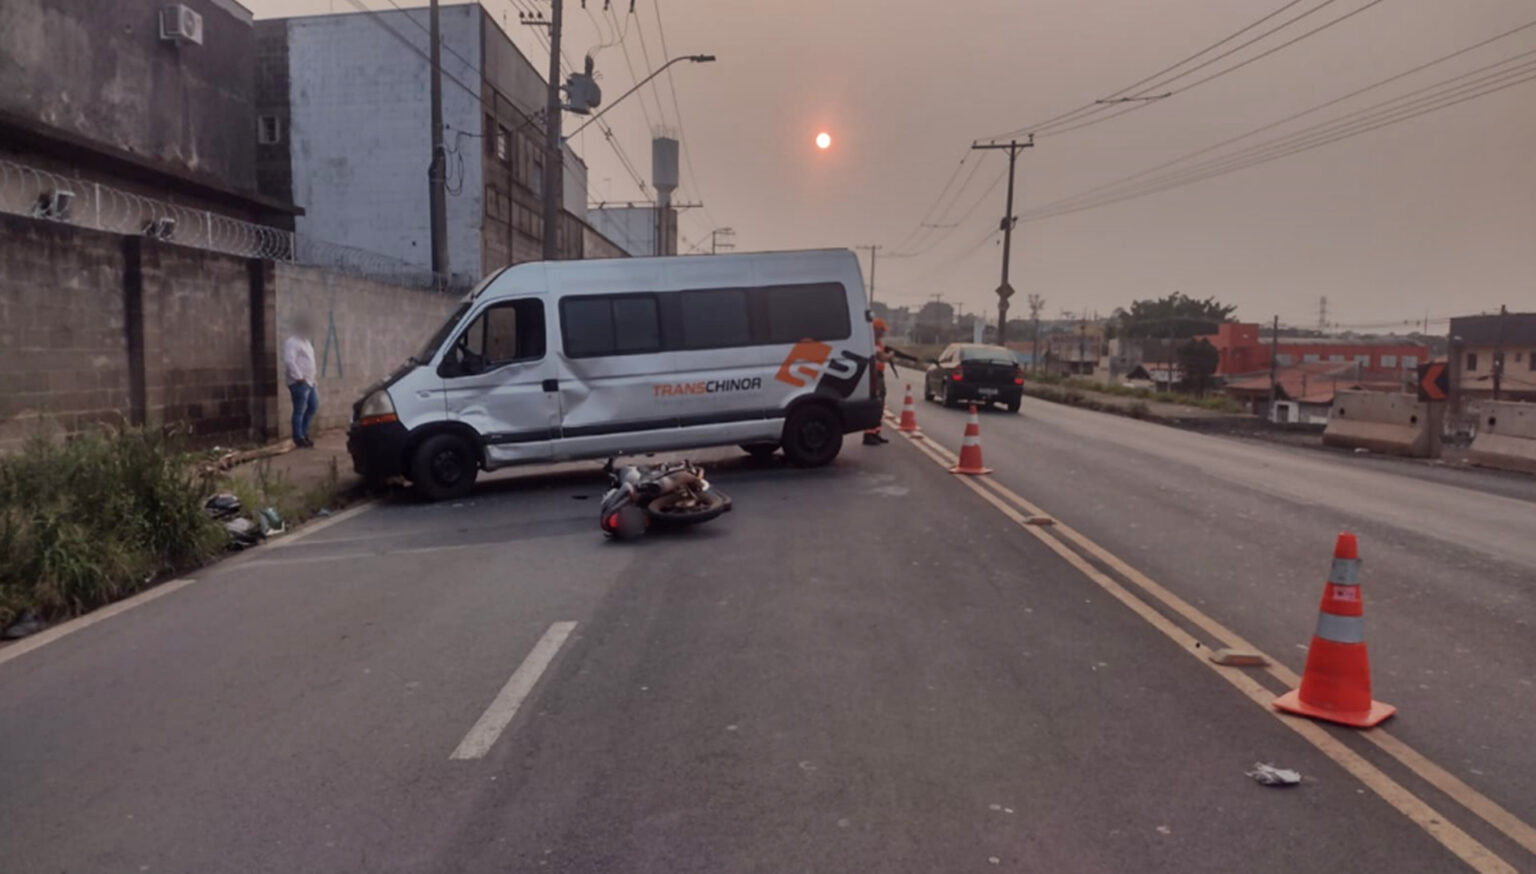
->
[31,190,75,221]
[160,4,204,45]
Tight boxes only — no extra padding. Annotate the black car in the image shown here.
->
[924,343,1025,412]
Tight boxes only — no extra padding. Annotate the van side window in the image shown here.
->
[561,294,662,358]
[446,299,545,376]
[613,297,662,353]
[759,282,851,343]
[679,289,751,349]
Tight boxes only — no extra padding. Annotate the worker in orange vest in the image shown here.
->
[865,318,918,446]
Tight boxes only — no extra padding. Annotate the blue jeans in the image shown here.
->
[289,382,318,443]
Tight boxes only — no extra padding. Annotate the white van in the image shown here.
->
[347,249,881,499]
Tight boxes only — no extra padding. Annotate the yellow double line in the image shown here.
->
[891,417,1536,874]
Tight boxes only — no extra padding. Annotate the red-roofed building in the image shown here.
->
[1199,323,1429,379]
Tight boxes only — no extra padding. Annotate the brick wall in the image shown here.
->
[0,215,132,451]
[272,263,460,434]
[3,213,465,452]
[140,242,264,440]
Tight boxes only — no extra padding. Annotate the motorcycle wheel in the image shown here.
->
[645,489,732,526]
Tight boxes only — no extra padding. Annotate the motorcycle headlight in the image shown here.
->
[357,390,397,426]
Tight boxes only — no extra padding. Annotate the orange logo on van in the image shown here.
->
[774,340,834,387]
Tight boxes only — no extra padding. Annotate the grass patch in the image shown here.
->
[0,429,224,629]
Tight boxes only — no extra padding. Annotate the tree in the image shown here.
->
[1179,337,1221,396]
[1118,292,1237,339]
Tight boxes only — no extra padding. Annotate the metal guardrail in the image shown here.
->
[0,156,457,291]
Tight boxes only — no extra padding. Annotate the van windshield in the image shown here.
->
[415,302,471,363]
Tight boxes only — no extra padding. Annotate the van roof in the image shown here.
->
[477,248,863,300]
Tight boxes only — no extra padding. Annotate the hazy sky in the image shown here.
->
[247,0,1535,331]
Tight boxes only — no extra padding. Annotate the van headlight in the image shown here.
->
[357,390,398,426]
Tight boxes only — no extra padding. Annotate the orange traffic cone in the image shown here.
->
[897,384,921,434]
[950,406,992,475]
[1273,532,1395,728]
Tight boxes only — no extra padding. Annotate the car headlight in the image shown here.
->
[357,390,397,426]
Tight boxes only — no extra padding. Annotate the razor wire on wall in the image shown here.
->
[0,156,455,291]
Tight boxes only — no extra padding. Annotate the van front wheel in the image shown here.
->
[410,433,479,501]
[782,405,843,467]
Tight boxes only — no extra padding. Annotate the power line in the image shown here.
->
[606,4,660,133]
[888,150,970,254]
[892,154,990,256]
[1035,0,1389,141]
[1026,65,1536,220]
[984,0,1387,143]
[630,1,670,129]
[984,0,1315,140]
[893,164,1009,258]
[1024,18,1536,213]
[1022,48,1536,221]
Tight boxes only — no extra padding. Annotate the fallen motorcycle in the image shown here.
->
[599,458,732,540]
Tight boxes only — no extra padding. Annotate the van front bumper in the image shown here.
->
[839,398,884,433]
[347,420,409,480]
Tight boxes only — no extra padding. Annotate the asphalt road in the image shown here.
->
[895,390,1536,858]
[2,408,1534,872]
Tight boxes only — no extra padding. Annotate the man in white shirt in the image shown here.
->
[283,315,319,448]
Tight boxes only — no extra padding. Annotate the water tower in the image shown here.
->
[652,136,679,256]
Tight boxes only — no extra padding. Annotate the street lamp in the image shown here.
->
[566,55,717,140]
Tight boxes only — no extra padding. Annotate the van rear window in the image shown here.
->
[759,283,850,344]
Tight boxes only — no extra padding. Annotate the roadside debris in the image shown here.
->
[258,507,286,537]
[1246,763,1302,786]
[1209,648,1269,667]
[204,493,264,550]
[2,610,48,640]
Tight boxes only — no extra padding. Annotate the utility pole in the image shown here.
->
[1494,304,1508,401]
[540,0,564,260]
[971,136,1033,345]
[427,0,449,282]
[856,245,882,303]
[1318,296,1328,331]
[1077,315,1086,377]
[1027,292,1044,373]
[1268,315,1280,421]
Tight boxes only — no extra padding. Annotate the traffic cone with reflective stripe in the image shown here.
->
[897,384,921,434]
[950,406,992,475]
[1273,532,1395,728]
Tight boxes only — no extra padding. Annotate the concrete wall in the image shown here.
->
[0,215,133,450]
[0,213,270,451]
[281,7,484,279]
[0,0,257,189]
[1322,391,1441,458]
[272,264,460,434]
[0,211,455,451]
[582,222,629,261]
[1469,401,1536,474]
[588,206,660,257]
[140,243,266,440]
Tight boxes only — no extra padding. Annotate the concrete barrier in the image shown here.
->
[1322,391,1441,458]
[1469,401,1536,474]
